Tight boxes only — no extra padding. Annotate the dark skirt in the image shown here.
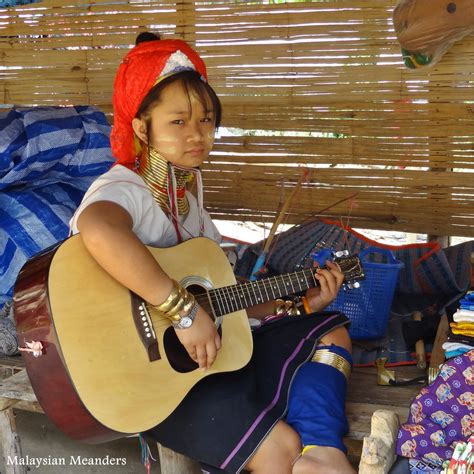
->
[145,311,349,473]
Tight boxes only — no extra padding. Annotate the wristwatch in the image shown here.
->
[172,302,199,329]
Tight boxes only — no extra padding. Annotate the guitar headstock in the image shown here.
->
[312,249,365,290]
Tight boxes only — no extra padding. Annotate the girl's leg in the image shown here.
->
[319,325,352,352]
[293,445,355,474]
[244,420,301,474]
[245,326,355,474]
[291,326,356,474]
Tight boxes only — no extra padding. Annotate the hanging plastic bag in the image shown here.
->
[393,0,474,68]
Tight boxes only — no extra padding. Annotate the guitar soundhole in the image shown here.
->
[164,283,221,373]
[164,326,222,373]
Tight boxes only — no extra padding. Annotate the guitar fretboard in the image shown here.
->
[199,268,318,318]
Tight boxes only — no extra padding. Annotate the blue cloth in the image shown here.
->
[0,0,41,6]
[0,106,114,309]
[286,344,352,453]
[445,348,471,358]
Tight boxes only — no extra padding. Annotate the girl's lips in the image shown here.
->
[188,148,204,155]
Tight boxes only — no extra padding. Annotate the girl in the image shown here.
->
[70,32,355,474]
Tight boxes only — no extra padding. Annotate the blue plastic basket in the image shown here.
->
[321,247,404,340]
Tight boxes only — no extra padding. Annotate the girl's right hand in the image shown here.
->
[175,307,221,370]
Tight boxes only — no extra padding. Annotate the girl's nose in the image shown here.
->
[188,122,204,142]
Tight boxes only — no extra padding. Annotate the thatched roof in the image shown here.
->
[1,0,473,236]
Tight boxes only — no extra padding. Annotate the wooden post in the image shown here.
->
[428,312,449,383]
[177,0,196,44]
[413,311,426,369]
[427,235,450,248]
[157,443,202,474]
[0,405,27,474]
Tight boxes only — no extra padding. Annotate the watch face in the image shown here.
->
[179,317,193,329]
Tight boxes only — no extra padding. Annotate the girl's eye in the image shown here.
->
[172,119,185,125]
[201,117,213,123]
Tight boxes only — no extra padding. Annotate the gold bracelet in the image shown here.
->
[165,286,189,316]
[168,290,195,319]
[154,280,182,313]
[152,280,195,319]
[311,349,351,380]
[274,299,300,317]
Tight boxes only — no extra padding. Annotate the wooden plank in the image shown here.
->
[157,444,201,474]
[347,366,424,408]
[345,402,409,440]
[0,370,37,404]
[0,356,24,370]
[346,365,424,440]
[0,408,27,474]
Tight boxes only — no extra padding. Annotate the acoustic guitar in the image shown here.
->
[13,235,364,443]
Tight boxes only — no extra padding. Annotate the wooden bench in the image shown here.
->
[0,356,40,474]
[0,353,426,474]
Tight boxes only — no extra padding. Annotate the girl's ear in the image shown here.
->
[132,117,148,143]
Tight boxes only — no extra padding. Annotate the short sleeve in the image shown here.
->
[69,166,152,235]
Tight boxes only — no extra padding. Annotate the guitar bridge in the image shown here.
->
[130,292,161,362]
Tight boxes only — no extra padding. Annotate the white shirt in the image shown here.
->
[69,164,221,247]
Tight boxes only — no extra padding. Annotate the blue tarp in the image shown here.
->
[0,106,114,309]
[0,0,41,7]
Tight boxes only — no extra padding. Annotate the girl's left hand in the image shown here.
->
[304,260,344,313]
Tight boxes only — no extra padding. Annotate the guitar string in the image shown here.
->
[190,260,362,316]
[192,260,362,302]
[153,262,360,327]
[149,260,362,321]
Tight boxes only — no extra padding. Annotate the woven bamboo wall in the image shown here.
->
[1,0,474,237]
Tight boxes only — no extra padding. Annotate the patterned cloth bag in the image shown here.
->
[396,350,474,467]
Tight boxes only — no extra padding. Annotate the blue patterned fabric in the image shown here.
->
[0,106,114,310]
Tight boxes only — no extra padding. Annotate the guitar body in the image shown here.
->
[14,235,253,443]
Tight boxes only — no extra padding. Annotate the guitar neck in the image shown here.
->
[203,268,318,318]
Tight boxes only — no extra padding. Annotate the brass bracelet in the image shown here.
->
[311,349,351,380]
[165,286,190,316]
[274,298,301,317]
[167,291,195,320]
[152,280,195,319]
[154,280,182,313]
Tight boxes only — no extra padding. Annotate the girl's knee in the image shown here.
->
[274,421,301,456]
[319,326,352,354]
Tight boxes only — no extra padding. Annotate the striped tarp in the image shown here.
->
[0,106,114,310]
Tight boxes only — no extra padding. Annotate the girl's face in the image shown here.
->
[141,80,216,168]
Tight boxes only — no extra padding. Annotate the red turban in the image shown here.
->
[111,39,208,168]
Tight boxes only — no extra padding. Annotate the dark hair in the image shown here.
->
[135,31,161,45]
[136,70,222,132]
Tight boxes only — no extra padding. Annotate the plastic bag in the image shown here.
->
[393,0,474,68]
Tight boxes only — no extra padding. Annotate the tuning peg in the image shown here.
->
[344,281,361,290]
[334,250,349,258]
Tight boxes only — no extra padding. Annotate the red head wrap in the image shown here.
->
[111,39,208,168]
